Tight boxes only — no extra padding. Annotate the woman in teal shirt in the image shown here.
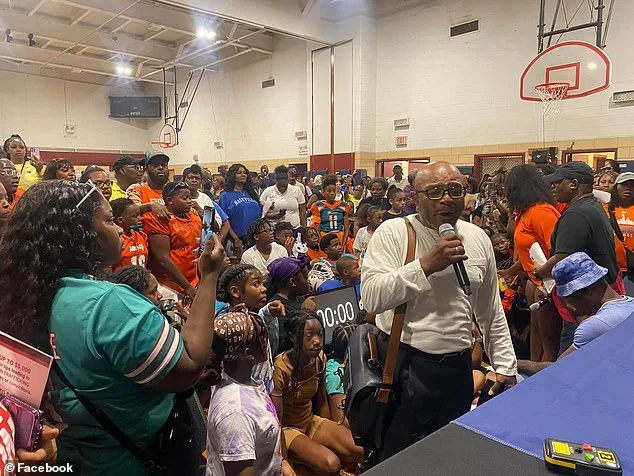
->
[0,180,225,475]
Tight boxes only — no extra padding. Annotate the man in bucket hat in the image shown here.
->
[519,252,634,375]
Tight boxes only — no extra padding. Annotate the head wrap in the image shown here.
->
[267,257,308,284]
[214,304,268,363]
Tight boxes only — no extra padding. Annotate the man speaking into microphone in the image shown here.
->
[361,161,517,462]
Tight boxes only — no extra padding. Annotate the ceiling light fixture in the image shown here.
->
[197,28,216,40]
[116,65,132,75]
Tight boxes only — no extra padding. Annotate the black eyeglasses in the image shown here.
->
[416,185,467,200]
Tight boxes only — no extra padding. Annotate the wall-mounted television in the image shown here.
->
[109,96,162,118]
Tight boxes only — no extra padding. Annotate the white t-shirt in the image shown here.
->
[205,375,282,476]
[291,180,306,198]
[240,243,288,276]
[260,184,306,229]
[353,226,374,264]
[193,193,223,229]
[388,176,408,190]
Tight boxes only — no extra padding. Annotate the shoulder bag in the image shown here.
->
[53,364,204,475]
[343,217,416,450]
[607,204,634,272]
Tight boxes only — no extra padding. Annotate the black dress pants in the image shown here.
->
[376,331,473,462]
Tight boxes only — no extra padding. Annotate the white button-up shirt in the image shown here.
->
[361,215,517,376]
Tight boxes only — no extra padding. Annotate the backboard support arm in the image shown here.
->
[538,0,614,52]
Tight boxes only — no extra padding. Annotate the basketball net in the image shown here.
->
[535,82,569,117]
[535,82,569,147]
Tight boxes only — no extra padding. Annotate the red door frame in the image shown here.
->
[375,158,430,178]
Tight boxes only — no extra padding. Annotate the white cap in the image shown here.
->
[615,172,634,184]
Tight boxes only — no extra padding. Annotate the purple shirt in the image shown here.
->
[403,183,416,215]
[573,297,634,349]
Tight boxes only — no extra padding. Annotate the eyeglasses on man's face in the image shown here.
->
[416,185,467,200]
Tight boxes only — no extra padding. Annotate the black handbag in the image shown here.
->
[608,204,634,272]
[343,218,415,450]
[53,364,204,475]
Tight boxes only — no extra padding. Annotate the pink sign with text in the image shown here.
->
[0,332,53,408]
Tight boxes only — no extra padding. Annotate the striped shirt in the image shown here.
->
[49,274,182,475]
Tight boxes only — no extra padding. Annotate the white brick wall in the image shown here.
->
[375,0,634,151]
[149,37,312,165]
[0,72,152,152]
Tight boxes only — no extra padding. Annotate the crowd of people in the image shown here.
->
[0,131,632,475]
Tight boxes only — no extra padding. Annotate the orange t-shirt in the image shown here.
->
[604,204,634,272]
[144,212,202,293]
[514,202,561,284]
[8,187,26,211]
[126,183,164,205]
[556,202,568,214]
[127,184,166,231]
[113,230,148,271]
[307,247,327,261]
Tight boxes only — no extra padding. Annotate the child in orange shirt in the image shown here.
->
[310,175,351,252]
[306,226,327,262]
[144,182,202,300]
[111,198,149,271]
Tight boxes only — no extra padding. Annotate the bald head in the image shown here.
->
[413,161,466,229]
[415,162,465,189]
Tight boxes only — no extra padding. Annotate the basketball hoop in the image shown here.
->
[151,123,177,149]
[535,82,570,116]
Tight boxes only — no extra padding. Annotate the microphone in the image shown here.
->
[438,223,472,295]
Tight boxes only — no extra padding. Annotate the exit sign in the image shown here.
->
[395,136,408,147]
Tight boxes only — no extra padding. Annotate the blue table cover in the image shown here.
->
[456,313,634,473]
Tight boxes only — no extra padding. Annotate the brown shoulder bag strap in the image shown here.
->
[377,218,416,403]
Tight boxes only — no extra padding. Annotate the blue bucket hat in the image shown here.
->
[552,252,608,297]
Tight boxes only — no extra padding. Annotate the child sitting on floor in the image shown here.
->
[308,233,343,290]
[326,323,357,427]
[272,312,363,474]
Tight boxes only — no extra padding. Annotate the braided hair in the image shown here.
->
[109,265,152,295]
[286,311,325,398]
[245,218,271,248]
[332,323,356,361]
[217,264,258,304]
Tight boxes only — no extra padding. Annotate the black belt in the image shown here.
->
[417,348,471,364]
[378,330,471,364]
[378,331,470,364]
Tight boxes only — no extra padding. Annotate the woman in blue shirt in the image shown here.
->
[0,180,225,475]
[218,164,261,246]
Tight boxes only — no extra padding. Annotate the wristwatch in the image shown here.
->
[473,336,483,344]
